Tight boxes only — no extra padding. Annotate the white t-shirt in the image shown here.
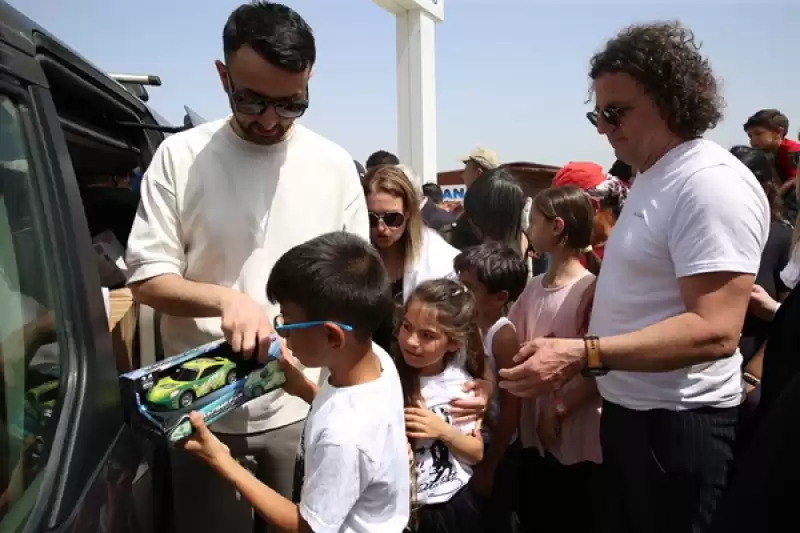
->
[401,227,460,304]
[293,345,410,533]
[482,317,514,442]
[413,364,476,506]
[591,139,769,411]
[780,242,800,290]
[125,118,369,433]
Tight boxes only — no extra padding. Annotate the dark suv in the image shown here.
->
[0,2,177,531]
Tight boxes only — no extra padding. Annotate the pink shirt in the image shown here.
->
[508,272,602,465]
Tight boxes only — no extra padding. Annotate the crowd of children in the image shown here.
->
[182,185,606,533]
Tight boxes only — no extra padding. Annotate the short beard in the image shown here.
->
[231,113,289,146]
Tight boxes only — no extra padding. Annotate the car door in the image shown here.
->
[0,47,164,533]
[196,365,224,397]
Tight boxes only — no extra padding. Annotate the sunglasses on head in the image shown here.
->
[368,211,405,229]
[226,73,309,119]
[586,104,632,128]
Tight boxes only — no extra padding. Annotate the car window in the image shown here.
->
[199,365,219,380]
[170,367,197,382]
[0,94,66,529]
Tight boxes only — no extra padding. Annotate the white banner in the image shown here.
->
[441,185,466,203]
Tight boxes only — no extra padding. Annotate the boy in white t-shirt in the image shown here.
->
[183,232,410,533]
[454,243,527,533]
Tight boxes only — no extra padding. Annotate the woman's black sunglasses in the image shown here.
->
[368,211,405,228]
[586,105,631,128]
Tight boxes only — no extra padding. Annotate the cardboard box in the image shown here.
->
[108,288,138,373]
[93,230,128,288]
[119,338,284,445]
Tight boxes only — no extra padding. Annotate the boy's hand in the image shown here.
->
[182,412,232,470]
[405,405,451,440]
[277,347,316,401]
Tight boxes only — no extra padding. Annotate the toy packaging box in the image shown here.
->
[120,338,285,445]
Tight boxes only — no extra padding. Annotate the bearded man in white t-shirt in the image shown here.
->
[125,3,370,533]
[499,22,769,533]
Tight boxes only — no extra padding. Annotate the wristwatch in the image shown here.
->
[581,335,609,377]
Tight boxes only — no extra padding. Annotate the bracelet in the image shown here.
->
[554,398,567,418]
[743,372,761,387]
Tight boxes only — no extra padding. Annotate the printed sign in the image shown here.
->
[441,185,466,202]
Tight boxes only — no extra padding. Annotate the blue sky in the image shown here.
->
[12,0,800,171]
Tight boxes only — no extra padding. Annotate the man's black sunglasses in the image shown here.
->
[227,74,309,119]
[586,105,632,128]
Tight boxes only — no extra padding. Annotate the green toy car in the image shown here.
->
[26,379,59,421]
[145,356,238,410]
[243,360,285,398]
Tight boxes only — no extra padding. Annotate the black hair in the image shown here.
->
[533,185,603,275]
[422,182,444,204]
[730,145,779,185]
[589,21,723,140]
[353,160,366,180]
[729,145,784,223]
[462,167,525,252]
[223,2,316,72]
[743,109,790,136]
[366,150,400,170]
[608,159,634,182]
[266,232,392,342]
[454,243,529,302]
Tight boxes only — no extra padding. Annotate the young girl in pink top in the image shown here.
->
[508,185,602,533]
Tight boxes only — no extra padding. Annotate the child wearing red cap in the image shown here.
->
[550,162,628,263]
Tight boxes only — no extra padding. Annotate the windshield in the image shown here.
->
[169,367,198,382]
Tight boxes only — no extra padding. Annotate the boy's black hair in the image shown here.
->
[422,182,444,204]
[266,232,392,342]
[365,150,400,169]
[608,159,634,182]
[223,2,316,72]
[454,242,529,302]
[743,109,789,136]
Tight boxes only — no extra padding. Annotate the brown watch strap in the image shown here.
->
[585,335,602,369]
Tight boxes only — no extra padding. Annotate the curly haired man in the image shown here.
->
[498,21,770,533]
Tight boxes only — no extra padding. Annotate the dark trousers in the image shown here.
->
[517,448,602,533]
[411,486,483,533]
[600,401,738,533]
[169,421,304,533]
[480,440,522,533]
[710,374,800,533]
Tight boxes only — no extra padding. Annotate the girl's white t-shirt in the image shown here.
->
[412,364,476,506]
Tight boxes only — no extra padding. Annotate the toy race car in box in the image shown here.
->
[145,356,238,410]
[119,337,284,445]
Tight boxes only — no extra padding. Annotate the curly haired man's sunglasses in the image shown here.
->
[586,104,633,128]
